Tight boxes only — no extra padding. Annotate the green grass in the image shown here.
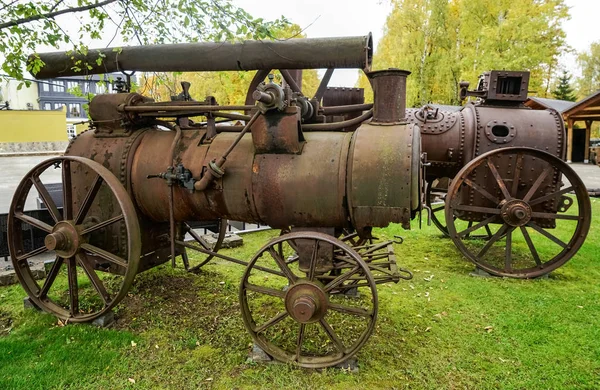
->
[1,198,599,389]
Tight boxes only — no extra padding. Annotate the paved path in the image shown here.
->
[570,163,600,189]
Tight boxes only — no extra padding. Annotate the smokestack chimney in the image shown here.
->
[367,69,410,123]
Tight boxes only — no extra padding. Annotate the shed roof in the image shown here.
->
[525,96,575,113]
[562,90,600,121]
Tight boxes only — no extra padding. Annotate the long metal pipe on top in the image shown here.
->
[29,34,373,79]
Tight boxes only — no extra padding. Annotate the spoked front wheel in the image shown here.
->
[240,232,377,368]
[446,147,591,278]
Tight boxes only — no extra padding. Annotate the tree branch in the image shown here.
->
[0,0,118,30]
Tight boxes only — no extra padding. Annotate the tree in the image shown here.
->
[577,41,600,98]
[359,0,569,107]
[552,70,577,101]
[0,0,288,84]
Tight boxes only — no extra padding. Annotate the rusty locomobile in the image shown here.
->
[8,34,590,368]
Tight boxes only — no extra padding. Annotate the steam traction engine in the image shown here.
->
[410,71,591,278]
[8,35,420,367]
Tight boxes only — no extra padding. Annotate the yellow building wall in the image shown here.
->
[0,109,67,143]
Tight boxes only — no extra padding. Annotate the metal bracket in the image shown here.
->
[147,163,196,192]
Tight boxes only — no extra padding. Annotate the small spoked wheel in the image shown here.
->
[8,156,140,322]
[340,228,373,247]
[240,232,377,368]
[446,147,591,278]
[182,219,227,272]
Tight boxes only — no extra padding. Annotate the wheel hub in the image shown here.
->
[285,281,329,324]
[45,221,81,258]
[500,199,532,227]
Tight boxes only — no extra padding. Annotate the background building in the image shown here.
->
[0,73,122,152]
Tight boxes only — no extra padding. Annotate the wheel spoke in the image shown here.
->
[254,311,288,333]
[307,240,319,281]
[287,238,300,254]
[432,205,445,213]
[38,257,63,298]
[324,266,361,292]
[520,226,542,267]
[81,214,124,235]
[526,222,568,249]
[314,68,334,101]
[67,256,79,316]
[329,302,372,317]
[458,215,497,238]
[244,282,286,298]
[75,175,103,225]
[15,246,48,262]
[529,186,574,206]
[523,166,553,202]
[530,212,581,221]
[80,243,128,268]
[30,176,61,223]
[319,318,345,353]
[451,204,501,215]
[505,228,513,272]
[62,160,73,220]
[267,247,297,283]
[463,178,500,204]
[77,254,111,305]
[295,323,306,361]
[511,153,524,197]
[486,159,511,200]
[476,224,508,259]
[14,212,53,233]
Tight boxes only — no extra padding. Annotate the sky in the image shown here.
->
[21,0,600,86]
[233,0,600,87]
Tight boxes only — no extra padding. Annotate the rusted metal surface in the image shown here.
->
[367,69,410,123]
[348,123,420,230]
[321,87,365,132]
[251,106,305,154]
[31,35,373,79]
[406,76,565,191]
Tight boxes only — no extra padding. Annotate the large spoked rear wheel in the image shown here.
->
[446,147,591,278]
[240,232,378,368]
[8,156,141,322]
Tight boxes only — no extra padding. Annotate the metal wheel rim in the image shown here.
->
[8,156,141,322]
[239,231,378,368]
[445,147,591,278]
[426,177,451,236]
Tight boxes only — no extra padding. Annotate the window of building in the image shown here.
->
[42,83,50,92]
[43,102,52,110]
[53,81,65,92]
[96,82,106,94]
[66,81,78,91]
[54,103,66,110]
[82,82,90,94]
[69,103,81,117]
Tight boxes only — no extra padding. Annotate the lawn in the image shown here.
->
[1,198,599,389]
